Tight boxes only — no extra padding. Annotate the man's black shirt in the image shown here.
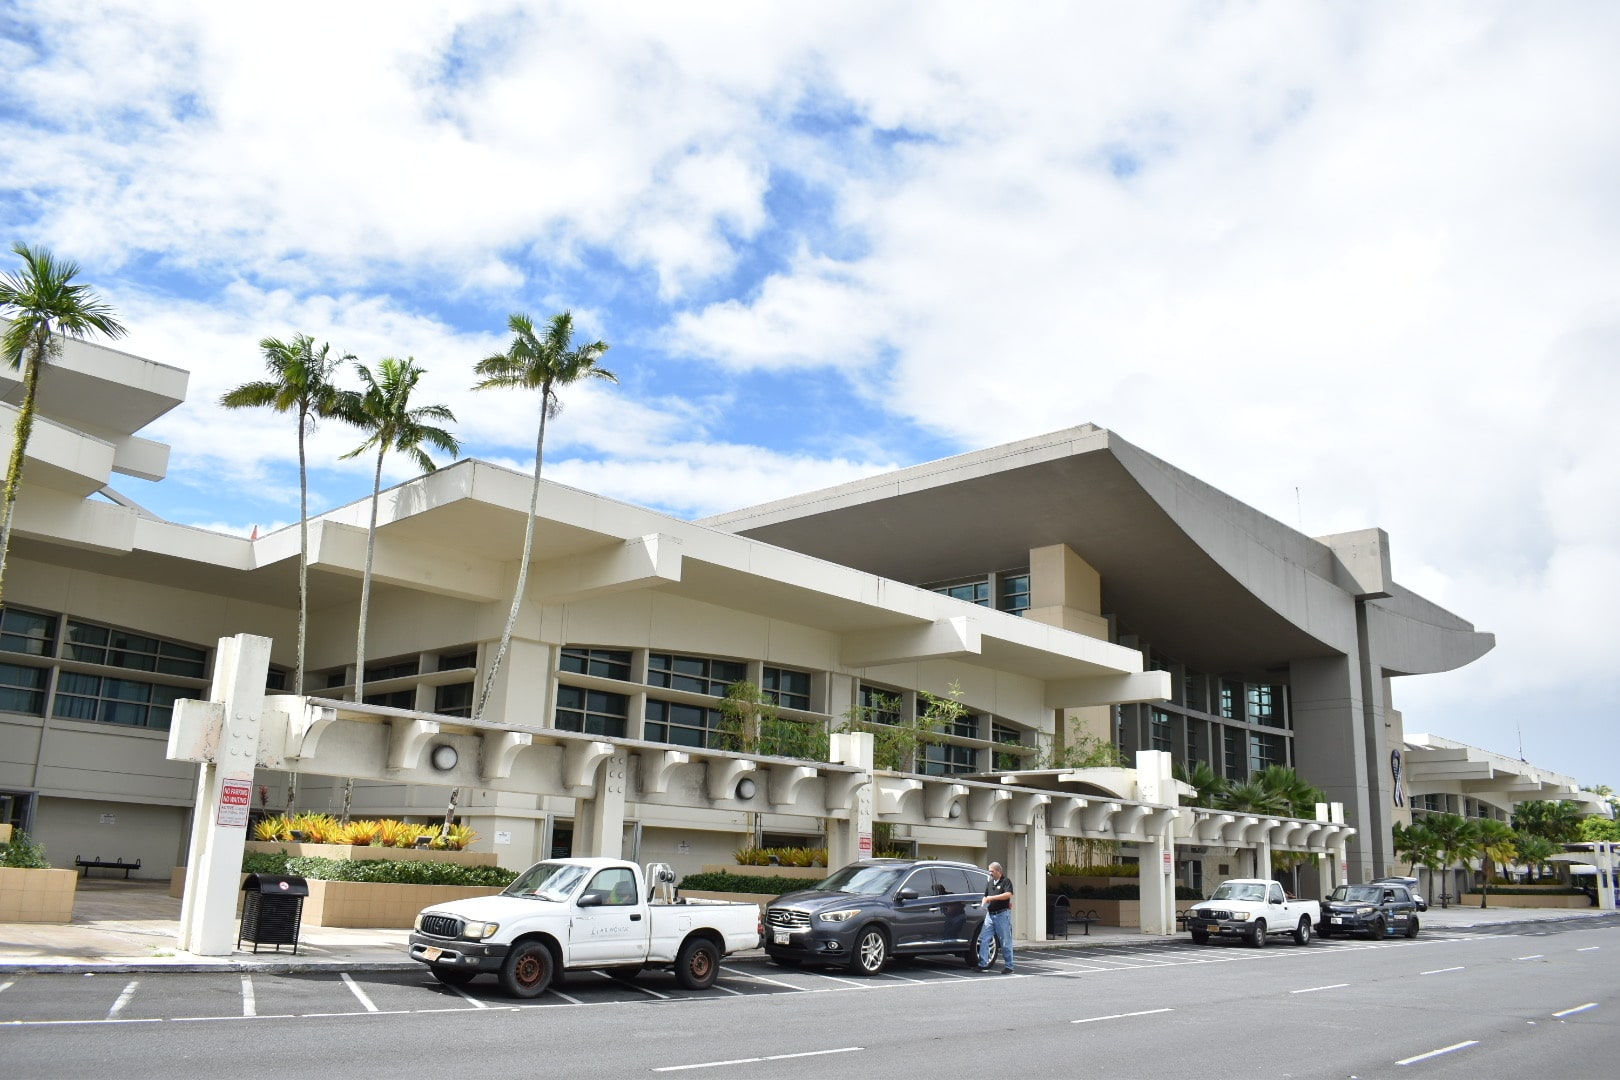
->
[984,874,1013,913]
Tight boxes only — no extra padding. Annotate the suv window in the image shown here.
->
[933,866,980,895]
[899,868,935,897]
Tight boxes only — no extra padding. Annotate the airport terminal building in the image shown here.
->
[3,334,1503,914]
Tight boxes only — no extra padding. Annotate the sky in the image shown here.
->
[2,1,1617,793]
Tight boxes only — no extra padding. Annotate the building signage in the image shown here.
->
[1162,849,1172,871]
[216,779,252,827]
[858,832,872,855]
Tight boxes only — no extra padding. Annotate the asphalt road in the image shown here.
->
[4,917,1617,1079]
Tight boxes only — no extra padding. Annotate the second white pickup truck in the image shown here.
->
[408,857,761,997]
[1184,878,1320,947]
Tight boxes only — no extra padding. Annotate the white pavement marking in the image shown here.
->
[0,981,12,994]
[340,972,380,1013]
[618,980,672,1000]
[241,974,256,1017]
[1396,1040,1478,1066]
[1290,983,1349,994]
[1419,966,1464,975]
[1552,1003,1598,1018]
[1516,955,1544,961]
[1071,1008,1173,1025]
[723,970,814,991]
[654,1047,863,1072]
[107,980,139,1019]
[450,984,489,1008]
[548,988,586,1005]
[1577,946,1600,952]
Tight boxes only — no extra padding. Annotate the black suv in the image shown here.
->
[764,859,992,974]
[1318,882,1421,939]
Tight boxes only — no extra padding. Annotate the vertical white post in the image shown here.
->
[577,753,628,858]
[827,732,873,869]
[177,634,271,956]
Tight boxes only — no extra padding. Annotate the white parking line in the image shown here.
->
[1516,955,1543,961]
[617,980,671,1000]
[1290,983,1348,994]
[1396,1040,1477,1066]
[1071,1008,1173,1025]
[449,984,489,1008]
[106,980,139,1019]
[721,970,807,991]
[1577,947,1600,952]
[340,972,379,1012]
[548,988,586,1005]
[654,1047,863,1072]
[1552,1003,1597,1018]
[241,974,256,1017]
[1420,966,1464,975]
[0,981,12,994]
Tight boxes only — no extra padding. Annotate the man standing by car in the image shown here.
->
[977,861,1014,973]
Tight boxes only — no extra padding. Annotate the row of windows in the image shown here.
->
[1,607,208,679]
[561,647,813,712]
[926,571,1031,617]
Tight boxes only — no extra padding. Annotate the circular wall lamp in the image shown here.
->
[948,802,963,819]
[735,777,758,800]
[430,744,459,771]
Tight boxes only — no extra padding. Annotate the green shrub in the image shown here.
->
[239,850,517,888]
[678,870,823,895]
[0,829,51,869]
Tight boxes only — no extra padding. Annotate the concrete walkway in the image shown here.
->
[1,879,1610,974]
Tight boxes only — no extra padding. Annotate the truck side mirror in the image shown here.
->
[577,892,604,907]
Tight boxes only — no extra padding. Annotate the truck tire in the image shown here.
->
[1368,916,1386,940]
[1292,916,1311,946]
[1404,916,1420,939]
[499,940,555,998]
[1190,929,1209,945]
[1249,919,1267,948]
[675,938,720,990]
[850,926,888,974]
[430,966,476,987]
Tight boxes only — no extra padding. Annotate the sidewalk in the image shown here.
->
[1,879,1611,975]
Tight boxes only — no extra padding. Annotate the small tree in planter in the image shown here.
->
[1,828,50,868]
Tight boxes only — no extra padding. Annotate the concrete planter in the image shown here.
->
[302,880,505,927]
[243,841,497,866]
[0,867,77,923]
[680,889,773,914]
[703,864,825,879]
[1458,892,1591,909]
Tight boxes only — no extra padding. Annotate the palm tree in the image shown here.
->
[341,357,459,707]
[1512,832,1556,884]
[1254,765,1327,818]
[1393,818,1443,899]
[1172,760,1227,809]
[470,312,613,722]
[1220,779,1288,816]
[1512,799,1582,843]
[0,243,126,603]
[1474,818,1517,908]
[1420,813,1478,908]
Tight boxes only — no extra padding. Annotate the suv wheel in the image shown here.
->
[850,926,888,975]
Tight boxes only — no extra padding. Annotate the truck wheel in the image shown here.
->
[1190,930,1209,945]
[851,926,888,975]
[675,938,720,990]
[1368,916,1386,940]
[1249,919,1267,948]
[430,966,476,987]
[499,941,554,998]
[1404,916,1420,939]
[1292,916,1311,946]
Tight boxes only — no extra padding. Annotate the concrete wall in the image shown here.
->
[32,796,188,880]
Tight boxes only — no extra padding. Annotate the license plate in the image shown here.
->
[773,930,791,946]
[422,946,443,961]
[1331,917,1343,925]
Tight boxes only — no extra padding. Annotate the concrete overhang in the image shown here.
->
[0,325,188,437]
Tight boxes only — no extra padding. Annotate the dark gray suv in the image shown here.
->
[764,859,992,974]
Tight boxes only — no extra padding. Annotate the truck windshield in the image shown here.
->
[1209,882,1267,902]
[503,861,590,901]
[814,865,906,896]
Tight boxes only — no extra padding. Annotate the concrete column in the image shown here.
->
[575,752,628,858]
[176,634,271,956]
[827,732,873,868]
[1014,811,1048,941]
[1291,655,1385,880]
[1139,818,1176,934]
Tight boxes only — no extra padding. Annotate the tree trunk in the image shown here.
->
[473,385,551,723]
[0,336,47,605]
[342,447,387,824]
[296,406,310,696]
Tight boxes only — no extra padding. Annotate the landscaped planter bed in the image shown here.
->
[0,867,77,923]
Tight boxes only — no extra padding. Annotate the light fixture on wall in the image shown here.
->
[430,744,459,771]
[948,802,963,819]
[735,777,757,800]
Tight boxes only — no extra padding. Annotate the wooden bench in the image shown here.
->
[74,856,141,879]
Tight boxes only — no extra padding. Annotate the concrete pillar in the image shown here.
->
[827,732,873,868]
[1013,810,1048,941]
[1291,655,1386,880]
[176,634,271,956]
[1139,817,1176,934]
[575,752,628,858]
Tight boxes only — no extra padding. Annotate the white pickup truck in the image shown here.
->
[408,857,761,997]
[1184,878,1320,947]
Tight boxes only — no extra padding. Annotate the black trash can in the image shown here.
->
[239,874,309,954]
[1047,893,1070,939]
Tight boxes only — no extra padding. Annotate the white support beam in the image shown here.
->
[275,697,337,762]
[564,740,616,792]
[479,731,532,780]
[925,783,969,823]
[1194,813,1235,843]
[970,787,1013,825]
[1009,792,1050,828]
[840,616,980,667]
[1043,670,1172,709]
[1048,795,1089,832]
[824,770,870,814]
[638,750,690,796]
[767,764,818,808]
[1082,801,1123,833]
[875,777,923,817]
[1112,804,1150,838]
[531,533,684,604]
[706,757,758,803]
[387,717,440,771]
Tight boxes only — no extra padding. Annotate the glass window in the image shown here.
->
[435,682,473,717]
[1223,727,1243,778]
[1150,708,1173,752]
[364,657,419,682]
[362,690,415,709]
[931,578,991,606]
[585,866,638,906]
[932,866,974,895]
[51,673,179,730]
[555,686,628,737]
[559,646,631,681]
[644,699,724,749]
[927,697,978,739]
[1249,731,1286,772]
[1219,679,1242,720]
[992,720,1028,771]
[0,607,57,657]
[0,661,48,714]
[1248,684,1287,729]
[762,666,811,711]
[998,573,1030,616]
[62,619,207,678]
[922,742,978,776]
[858,684,903,726]
[646,653,745,695]
[438,650,477,671]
